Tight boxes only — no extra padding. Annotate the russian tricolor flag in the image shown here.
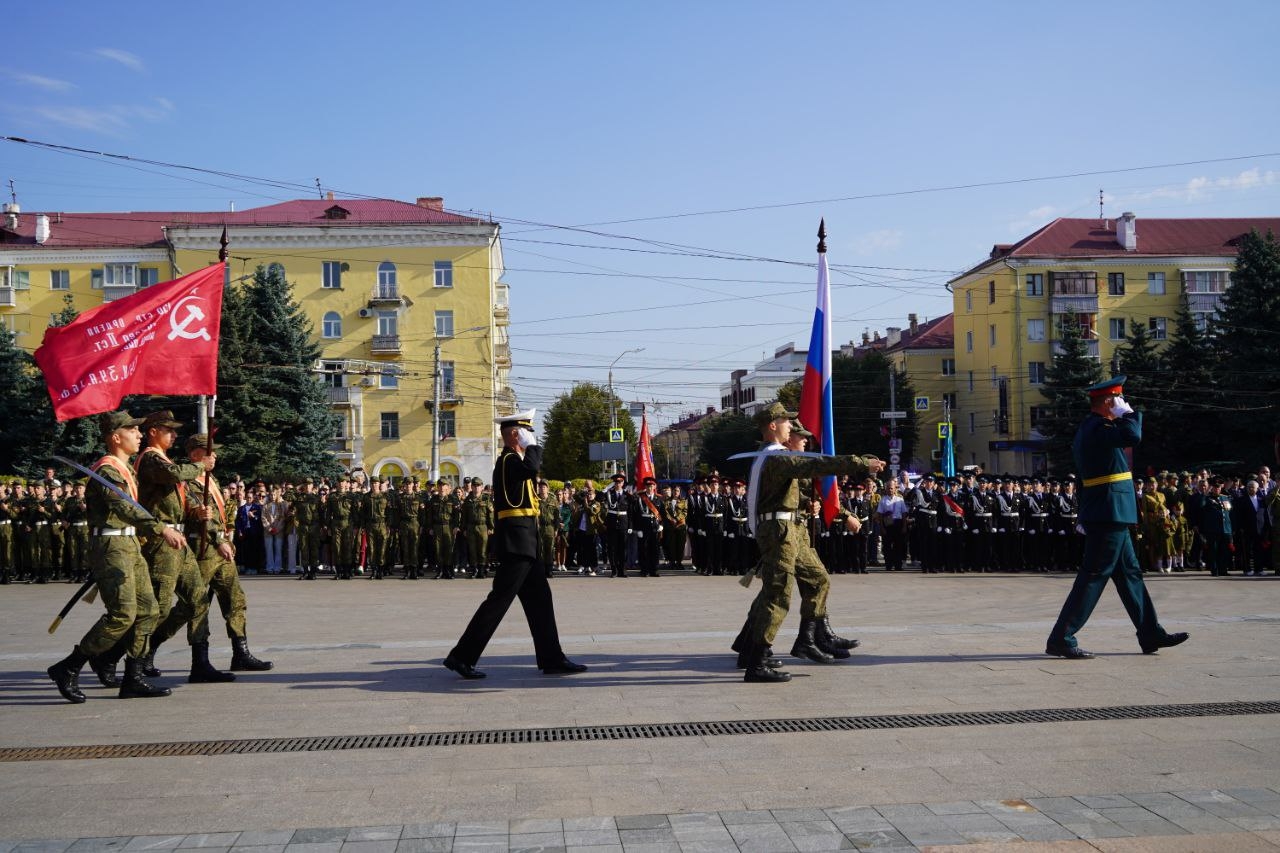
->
[799,220,838,525]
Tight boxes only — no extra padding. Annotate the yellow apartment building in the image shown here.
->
[0,196,515,482]
[948,213,1280,475]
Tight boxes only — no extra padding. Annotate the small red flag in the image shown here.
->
[33,263,225,421]
[635,414,655,484]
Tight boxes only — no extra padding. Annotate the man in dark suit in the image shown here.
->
[1045,376,1189,660]
[442,410,587,679]
[1232,479,1269,575]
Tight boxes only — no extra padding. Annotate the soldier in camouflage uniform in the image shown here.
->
[63,482,90,582]
[462,479,494,579]
[738,402,882,684]
[536,480,560,577]
[0,483,15,584]
[23,482,53,583]
[429,479,461,579]
[399,478,422,579]
[327,479,355,579]
[293,479,322,580]
[183,434,273,672]
[136,411,235,685]
[364,477,391,579]
[47,411,185,703]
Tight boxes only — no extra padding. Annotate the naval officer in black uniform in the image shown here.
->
[443,410,587,679]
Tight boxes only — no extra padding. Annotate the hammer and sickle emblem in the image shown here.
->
[167,295,211,342]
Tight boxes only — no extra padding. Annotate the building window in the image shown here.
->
[968,371,974,393]
[1107,272,1125,295]
[968,412,976,435]
[942,392,957,411]
[1108,318,1126,340]
[322,311,342,338]
[1026,273,1044,297]
[440,360,456,397]
[941,358,955,376]
[1148,317,1168,340]
[988,280,996,304]
[377,262,397,298]
[267,262,286,281]
[379,367,399,390]
[103,264,136,287]
[989,324,997,347]
[1027,318,1045,341]
[438,410,456,440]
[50,270,70,291]
[1050,271,1097,295]
[90,269,103,289]
[965,290,972,312]
[320,361,344,388]
[1028,362,1046,385]
[139,268,160,287]
[435,310,454,338]
[377,310,398,338]
[1030,406,1047,429]
[433,260,453,288]
[380,412,400,440]
[322,261,343,289]
[1147,271,1166,295]
[1182,270,1230,293]
[965,330,973,353]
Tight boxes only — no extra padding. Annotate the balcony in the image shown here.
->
[494,340,511,368]
[367,285,408,307]
[102,284,138,303]
[370,334,402,354]
[0,287,15,308]
[326,385,362,406]
[1052,339,1099,358]
[494,300,509,326]
[1050,294,1099,315]
[1187,292,1224,316]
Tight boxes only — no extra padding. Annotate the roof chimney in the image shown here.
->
[35,214,50,245]
[1118,212,1137,251]
[862,330,870,345]
[2,202,18,231]
[416,197,444,211]
[908,313,919,335]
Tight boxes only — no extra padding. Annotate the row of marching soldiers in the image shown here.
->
[47,410,273,704]
[0,475,90,585]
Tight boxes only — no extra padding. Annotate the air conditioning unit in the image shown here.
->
[357,307,373,318]
[359,377,376,387]
[412,460,428,470]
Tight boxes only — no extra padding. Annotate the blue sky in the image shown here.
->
[5,1,1279,430]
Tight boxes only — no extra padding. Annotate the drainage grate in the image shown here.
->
[4,700,1278,763]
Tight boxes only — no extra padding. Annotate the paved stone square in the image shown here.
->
[2,570,1279,851]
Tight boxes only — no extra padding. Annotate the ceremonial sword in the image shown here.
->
[47,455,157,634]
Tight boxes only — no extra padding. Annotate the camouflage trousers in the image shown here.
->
[146,536,211,647]
[193,547,248,640]
[77,536,159,659]
[746,518,831,647]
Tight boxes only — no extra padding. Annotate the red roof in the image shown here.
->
[980,216,1280,267]
[892,313,953,351]
[0,199,489,249]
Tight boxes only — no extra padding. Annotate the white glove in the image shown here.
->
[636,531,643,538]
[1109,396,1134,417]
[517,427,536,448]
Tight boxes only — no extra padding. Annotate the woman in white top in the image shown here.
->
[876,478,909,571]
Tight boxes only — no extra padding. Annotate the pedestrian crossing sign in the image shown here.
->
[915,396,929,411]
[938,422,952,439]
[609,428,624,442]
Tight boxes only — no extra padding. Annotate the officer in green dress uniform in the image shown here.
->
[1045,376,1189,659]
[47,411,185,702]
[443,410,586,679]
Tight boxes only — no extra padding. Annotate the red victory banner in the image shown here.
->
[635,413,655,484]
[34,263,225,421]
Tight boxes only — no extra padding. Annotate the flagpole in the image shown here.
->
[199,227,228,559]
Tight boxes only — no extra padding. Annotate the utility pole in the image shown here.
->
[888,366,897,480]
[430,340,441,482]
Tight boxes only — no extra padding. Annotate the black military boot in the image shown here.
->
[743,644,791,683]
[188,642,237,683]
[731,621,780,669]
[815,615,860,652]
[88,635,130,688]
[48,647,89,703]
[790,617,837,664]
[230,637,273,671]
[119,657,171,698]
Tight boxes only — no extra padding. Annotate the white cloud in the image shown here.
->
[1006,204,1059,234]
[33,98,175,136]
[9,71,75,93]
[851,228,904,255]
[93,48,145,72]
[1118,168,1280,206]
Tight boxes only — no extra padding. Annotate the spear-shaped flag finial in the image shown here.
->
[817,218,827,254]
[218,225,228,263]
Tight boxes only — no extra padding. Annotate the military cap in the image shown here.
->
[371,476,383,484]
[303,477,314,484]
[98,410,145,439]
[1084,374,1126,398]
[611,474,627,483]
[471,478,483,487]
[410,476,419,483]
[921,474,935,483]
[142,409,184,429]
[436,478,448,486]
[461,477,472,485]
[790,421,814,439]
[184,433,222,453]
[642,477,657,487]
[495,408,535,429]
[707,475,720,483]
[753,401,798,427]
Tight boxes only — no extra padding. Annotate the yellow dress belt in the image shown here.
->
[1083,471,1132,488]
[497,508,538,520]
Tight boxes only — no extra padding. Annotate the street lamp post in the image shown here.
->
[608,347,645,475]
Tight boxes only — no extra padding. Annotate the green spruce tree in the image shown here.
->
[1038,319,1103,475]
[1214,228,1280,465]
[1112,318,1167,472]
[1161,291,1220,466]
[697,411,758,478]
[541,382,635,480]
